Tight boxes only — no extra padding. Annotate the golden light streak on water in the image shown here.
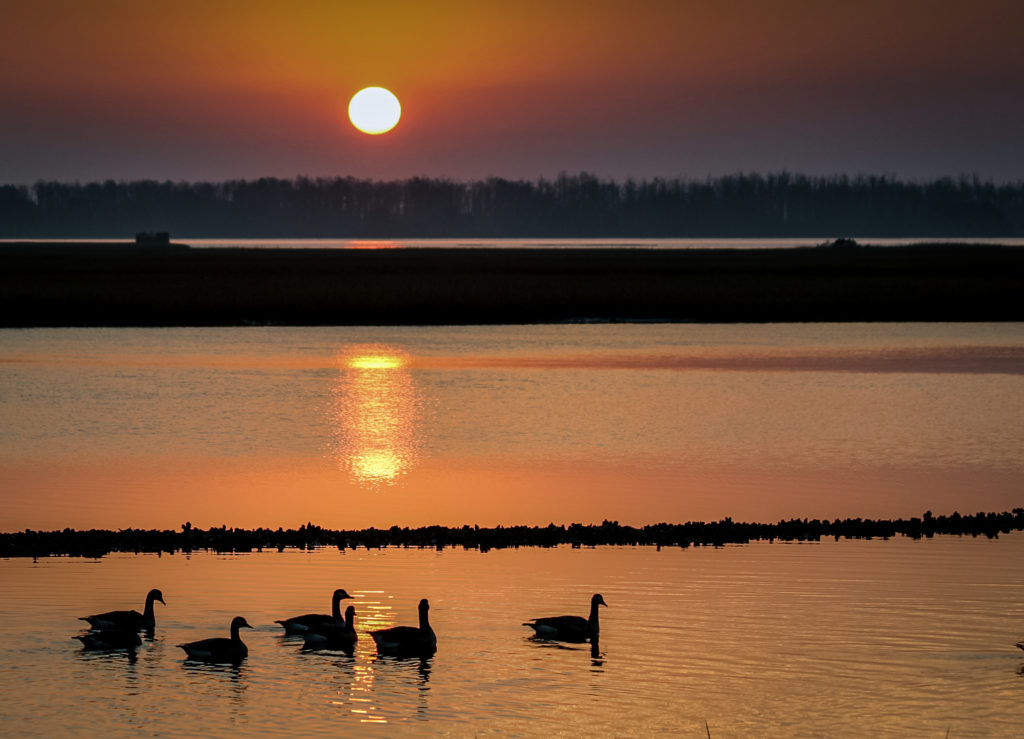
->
[347,354,406,370]
[332,346,420,487]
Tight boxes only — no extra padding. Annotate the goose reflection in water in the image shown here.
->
[332,347,421,487]
[74,642,141,665]
[371,653,433,683]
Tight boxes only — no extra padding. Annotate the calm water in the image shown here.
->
[1,323,1022,530]
[2,323,1024,736]
[1,540,1024,737]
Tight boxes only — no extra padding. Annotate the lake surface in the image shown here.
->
[2,323,1024,735]
[2,539,1024,737]
[1,323,1022,531]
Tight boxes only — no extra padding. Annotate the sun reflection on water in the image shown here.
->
[332,346,420,487]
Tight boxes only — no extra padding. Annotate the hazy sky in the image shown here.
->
[2,0,1022,184]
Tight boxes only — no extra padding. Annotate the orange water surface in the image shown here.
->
[1,323,1023,531]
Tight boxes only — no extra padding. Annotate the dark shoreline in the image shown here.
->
[3,509,1022,558]
[2,242,1024,326]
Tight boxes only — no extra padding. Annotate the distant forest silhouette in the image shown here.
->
[1,172,1022,238]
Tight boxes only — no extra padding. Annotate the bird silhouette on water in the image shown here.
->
[275,588,353,634]
[79,588,165,631]
[523,593,607,642]
[302,605,358,653]
[370,598,436,656]
[178,616,253,663]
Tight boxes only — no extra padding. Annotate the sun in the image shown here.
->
[348,87,401,135]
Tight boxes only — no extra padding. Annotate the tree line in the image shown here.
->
[1,172,1022,238]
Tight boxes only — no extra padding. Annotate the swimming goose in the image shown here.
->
[79,588,165,631]
[178,616,253,663]
[523,593,607,642]
[302,605,358,651]
[370,598,436,656]
[74,629,143,651]
[276,589,353,634]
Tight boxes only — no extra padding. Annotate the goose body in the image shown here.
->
[178,616,252,663]
[303,606,358,651]
[80,588,165,631]
[523,593,607,642]
[276,589,352,634]
[370,598,436,656]
[74,630,142,651]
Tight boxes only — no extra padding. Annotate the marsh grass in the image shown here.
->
[1,243,1022,326]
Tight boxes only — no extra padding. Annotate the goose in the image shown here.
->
[523,593,607,642]
[302,605,358,651]
[275,589,353,634]
[370,598,436,656]
[178,616,252,663]
[74,629,142,651]
[79,588,165,631]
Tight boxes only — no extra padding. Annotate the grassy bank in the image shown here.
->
[2,242,1023,326]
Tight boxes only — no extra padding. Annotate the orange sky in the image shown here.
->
[2,0,1023,182]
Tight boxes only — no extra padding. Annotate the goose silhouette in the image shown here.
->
[370,598,436,656]
[79,588,165,631]
[276,589,352,634]
[523,593,606,642]
[178,616,252,663]
[303,605,358,652]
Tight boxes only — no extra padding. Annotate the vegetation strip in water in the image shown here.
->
[2,243,1024,325]
[4,509,1023,558]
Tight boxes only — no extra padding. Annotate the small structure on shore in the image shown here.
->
[135,231,170,245]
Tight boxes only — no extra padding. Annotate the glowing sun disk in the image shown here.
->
[348,87,401,135]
